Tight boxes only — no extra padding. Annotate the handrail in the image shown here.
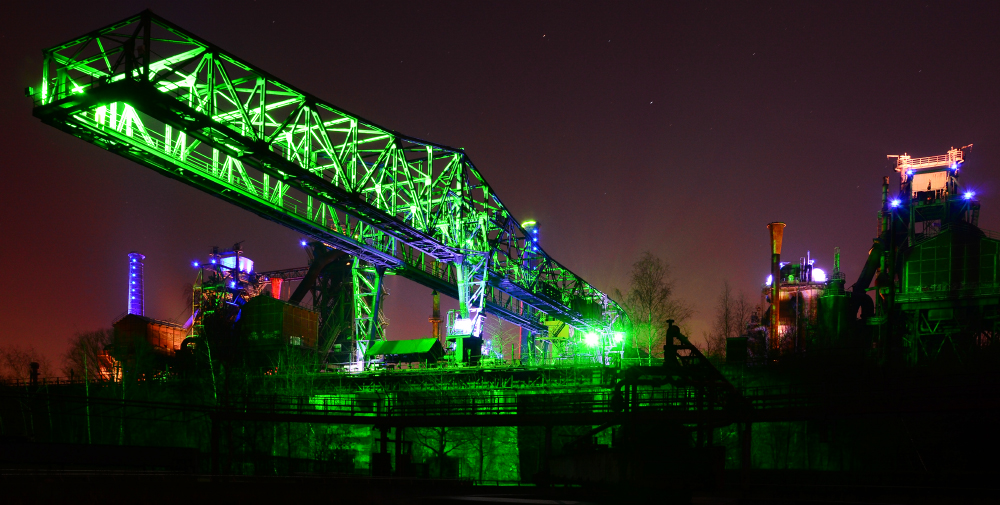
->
[5,380,996,422]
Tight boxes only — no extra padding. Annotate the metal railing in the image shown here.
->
[910,223,1000,248]
[227,385,733,420]
[7,378,990,425]
[0,375,110,387]
[893,150,965,171]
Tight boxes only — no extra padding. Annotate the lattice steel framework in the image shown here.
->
[30,11,625,343]
[352,259,386,363]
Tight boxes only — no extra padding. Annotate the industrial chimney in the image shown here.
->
[429,290,442,343]
[127,252,146,316]
[270,277,283,299]
[767,223,785,355]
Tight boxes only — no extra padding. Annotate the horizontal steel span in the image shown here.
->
[31,10,624,336]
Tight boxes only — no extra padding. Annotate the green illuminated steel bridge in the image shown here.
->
[30,10,626,358]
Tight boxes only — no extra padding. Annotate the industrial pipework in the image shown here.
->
[430,290,442,344]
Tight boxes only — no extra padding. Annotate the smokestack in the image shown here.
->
[270,277,283,299]
[880,176,890,236]
[127,252,146,316]
[767,223,785,355]
[429,290,442,343]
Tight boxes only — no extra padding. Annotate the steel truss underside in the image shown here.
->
[32,10,624,343]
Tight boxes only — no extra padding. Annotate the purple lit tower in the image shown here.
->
[127,252,146,316]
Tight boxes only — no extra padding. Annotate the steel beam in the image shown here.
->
[31,10,625,341]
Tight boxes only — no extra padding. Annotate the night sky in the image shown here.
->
[3,1,999,368]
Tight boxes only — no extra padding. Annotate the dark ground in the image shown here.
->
[2,471,998,505]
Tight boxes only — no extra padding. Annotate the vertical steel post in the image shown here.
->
[140,10,151,82]
[520,326,530,365]
[888,197,898,365]
[353,259,385,366]
[365,267,386,369]
[374,426,389,477]
[40,51,50,105]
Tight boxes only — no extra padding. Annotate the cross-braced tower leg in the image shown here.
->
[455,252,488,336]
[352,258,386,368]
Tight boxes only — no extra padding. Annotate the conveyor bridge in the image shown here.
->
[29,10,624,348]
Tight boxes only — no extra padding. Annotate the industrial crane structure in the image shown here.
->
[29,11,626,365]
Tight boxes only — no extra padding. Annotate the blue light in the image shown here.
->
[192,261,199,267]
[300,240,308,247]
[964,191,975,200]
[210,259,216,264]
[951,163,958,169]
[890,199,901,208]
[230,281,236,288]
[532,238,537,242]
[220,256,254,273]
[533,229,537,234]
[907,169,915,176]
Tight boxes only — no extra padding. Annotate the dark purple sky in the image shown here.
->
[3,1,999,367]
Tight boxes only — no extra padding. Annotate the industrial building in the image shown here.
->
[109,314,186,375]
[751,145,999,368]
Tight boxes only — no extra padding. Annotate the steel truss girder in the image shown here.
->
[32,10,626,335]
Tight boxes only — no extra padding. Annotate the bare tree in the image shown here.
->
[614,252,692,362]
[460,425,518,481]
[62,328,114,380]
[704,281,753,359]
[482,317,520,363]
[0,344,51,381]
[410,426,471,477]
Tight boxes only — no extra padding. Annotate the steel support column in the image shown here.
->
[352,259,385,366]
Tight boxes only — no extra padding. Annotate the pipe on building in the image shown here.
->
[880,176,889,236]
[767,222,785,355]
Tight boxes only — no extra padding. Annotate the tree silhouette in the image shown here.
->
[614,252,692,362]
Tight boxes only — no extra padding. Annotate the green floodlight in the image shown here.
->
[612,332,625,345]
[584,332,600,347]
